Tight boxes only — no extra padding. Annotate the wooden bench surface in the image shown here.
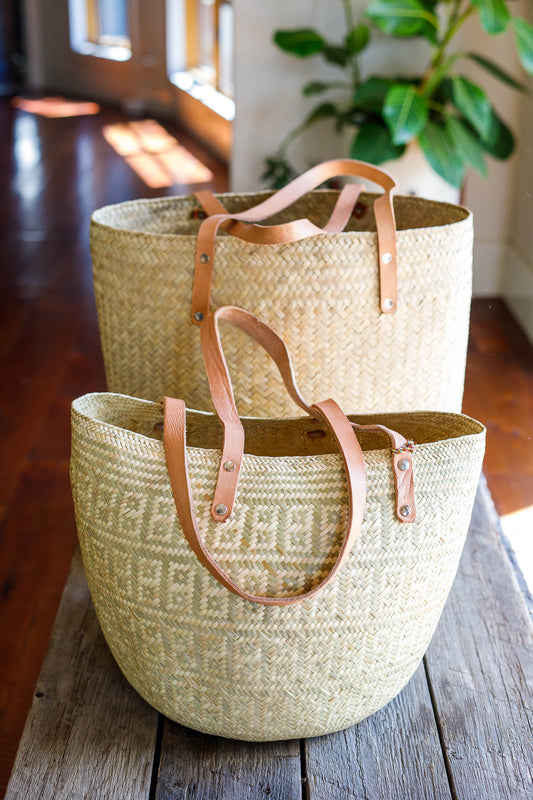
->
[5,481,532,800]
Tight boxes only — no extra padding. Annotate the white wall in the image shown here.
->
[231,0,530,297]
[502,4,533,343]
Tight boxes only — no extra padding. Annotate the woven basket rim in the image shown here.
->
[71,392,486,459]
[90,190,472,239]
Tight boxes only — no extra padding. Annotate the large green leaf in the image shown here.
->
[467,53,527,92]
[446,116,488,177]
[471,0,510,35]
[418,121,465,187]
[345,24,370,54]
[451,76,492,139]
[273,29,325,57]
[512,17,533,75]
[352,77,392,112]
[383,84,428,144]
[366,0,439,41]
[350,122,406,164]
[482,110,515,159]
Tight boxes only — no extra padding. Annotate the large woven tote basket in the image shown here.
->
[71,306,485,741]
[90,159,473,417]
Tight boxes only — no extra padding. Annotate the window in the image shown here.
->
[168,0,235,121]
[69,0,131,61]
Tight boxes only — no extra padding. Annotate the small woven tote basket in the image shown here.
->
[90,159,473,416]
[70,307,485,741]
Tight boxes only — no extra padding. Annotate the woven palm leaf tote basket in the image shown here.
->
[71,305,485,741]
[90,159,473,416]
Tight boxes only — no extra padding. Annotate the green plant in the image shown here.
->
[262,0,533,189]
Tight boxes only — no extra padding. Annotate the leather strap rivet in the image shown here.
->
[199,253,210,264]
[193,311,204,322]
[384,298,394,310]
[215,503,228,516]
[223,460,236,472]
[398,459,409,471]
[400,504,411,517]
[382,252,393,264]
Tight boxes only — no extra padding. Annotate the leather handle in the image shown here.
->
[193,181,364,245]
[199,306,313,522]
[163,396,367,607]
[163,303,416,605]
[202,305,415,525]
[191,158,398,325]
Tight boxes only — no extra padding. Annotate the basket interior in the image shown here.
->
[92,190,470,237]
[74,394,484,457]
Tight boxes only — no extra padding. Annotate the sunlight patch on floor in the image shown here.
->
[501,504,533,591]
[12,96,101,118]
[102,119,213,187]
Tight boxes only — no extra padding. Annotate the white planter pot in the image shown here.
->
[381,140,461,203]
[343,133,461,203]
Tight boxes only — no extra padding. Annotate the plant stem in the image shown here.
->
[341,0,354,32]
[420,2,475,95]
[340,0,361,91]
[427,100,448,114]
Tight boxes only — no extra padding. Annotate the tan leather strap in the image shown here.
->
[193,182,364,245]
[191,159,398,324]
[200,306,415,524]
[200,306,311,521]
[164,395,367,606]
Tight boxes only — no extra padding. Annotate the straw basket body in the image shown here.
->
[90,191,473,416]
[71,393,484,741]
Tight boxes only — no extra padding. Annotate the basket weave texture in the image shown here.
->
[91,191,473,417]
[71,393,485,740]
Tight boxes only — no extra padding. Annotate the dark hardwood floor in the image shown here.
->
[0,96,531,797]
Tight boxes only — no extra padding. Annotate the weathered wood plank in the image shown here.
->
[6,486,532,799]
[304,661,452,800]
[155,722,302,800]
[4,550,159,800]
[424,481,533,800]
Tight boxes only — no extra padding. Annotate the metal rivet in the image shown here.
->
[383,298,394,310]
[199,253,210,264]
[382,252,393,264]
[400,504,411,517]
[223,460,236,472]
[215,503,228,516]
[398,459,409,471]
[193,311,204,322]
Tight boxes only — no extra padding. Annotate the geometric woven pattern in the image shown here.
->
[91,191,473,416]
[71,393,485,740]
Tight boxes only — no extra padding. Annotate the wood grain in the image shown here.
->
[156,723,302,800]
[4,550,160,800]
[424,482,533,800]
[304,662,452,800]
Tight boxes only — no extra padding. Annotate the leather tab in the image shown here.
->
[392,451,416,522]
[351,421,416,523]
